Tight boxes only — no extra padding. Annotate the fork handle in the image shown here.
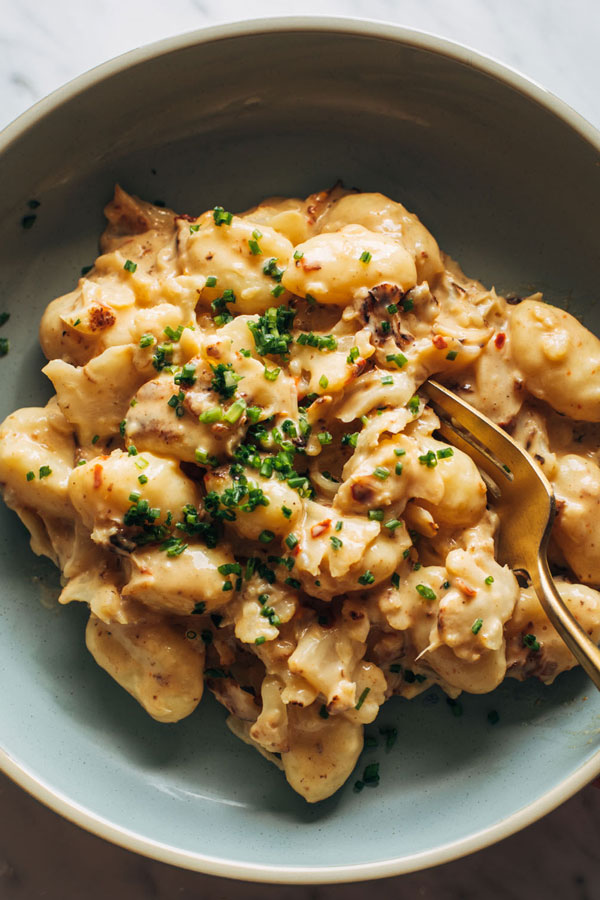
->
[532,555,600,692]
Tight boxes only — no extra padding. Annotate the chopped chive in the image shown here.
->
[205,276,217,287]
[437,447,454,459]
[381,375,394,385]
[293,249,304,260]
[384,519,402,531]
[223,398,246,424]
[386,304,398,314]
[362,762,380,785]
[259,530,275,544]
[471,618,483,635]
[38,465,52,479]
[248,239,262,255]
[139,333,154,348]
[335,521,343,531]
[0,337,9,356]
[319,374,329,389]
[379,725,398,751]
[26,471,34,481]
[189,224,200,233]
[395,462,403,475]
[407,396,420,415]
[416,584,436,601]
[263,366,280,381]
[391,572,400,589]
[123,259,137,273]
[359,250,372,263]
[368,509,384,521]
[386,353,407,369]
[373,466,389,480]
[199,406,223,424]
[484,575,494,585]
[523,633,540,651]
[446,350,458,360]
[91,434,99,444]
[317,431,332,445]
[319,704,329,719]
[281,505,292,519]
[138,473,148,484]
[285,534,299,550]
[213,206,233,226]
[418,450,437,468]
[218,563,242,576]
[394,448,406,456]
[330,535,343,550]
[255,635,266,645]
[358,570,375,585]
[355,687,370,710]
[346,346,359,365]
[341,432,358,449]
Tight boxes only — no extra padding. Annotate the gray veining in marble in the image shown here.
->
[1,1,600,897]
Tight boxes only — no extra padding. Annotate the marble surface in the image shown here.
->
[1,1,600,897]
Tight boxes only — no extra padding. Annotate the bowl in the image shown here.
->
[1,16,600,884]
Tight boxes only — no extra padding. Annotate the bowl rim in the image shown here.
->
[1,14,600,885]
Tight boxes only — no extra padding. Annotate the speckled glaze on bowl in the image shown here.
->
[1,17,599,884]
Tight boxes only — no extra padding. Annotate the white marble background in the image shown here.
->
[1,1,600,898]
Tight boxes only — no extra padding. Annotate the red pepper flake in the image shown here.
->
[302,262,322,272]
[93,464,103,489]
[432,335,448,350]
[175,213,196,222]
[455,577,477,598]
[311,519,331,539]
[494,332,506,349]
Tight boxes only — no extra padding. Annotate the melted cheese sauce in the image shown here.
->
[1,183,599,803]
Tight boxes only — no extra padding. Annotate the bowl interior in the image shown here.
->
[1,22,600,881]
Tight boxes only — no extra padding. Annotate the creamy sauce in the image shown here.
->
[1,184,599,803]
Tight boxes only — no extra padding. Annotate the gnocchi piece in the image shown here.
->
[317,192,444,285]
[177,212,294,314]
[281,225,417,305]
[552,454,600,584]
[510,297,600,421]
[44,345,153,446]
[281,703,363,803]
[68,449,200,545]
[86,614,205,722]
[506,581,600,683]
[0,399,75,521]
[122,542,239,614]
[203,468,303,540]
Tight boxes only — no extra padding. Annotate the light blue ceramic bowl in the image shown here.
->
[1,17,599,884]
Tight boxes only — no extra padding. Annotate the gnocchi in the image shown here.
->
[1,185,599,803]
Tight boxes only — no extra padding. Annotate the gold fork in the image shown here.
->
[422,379,600,691]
